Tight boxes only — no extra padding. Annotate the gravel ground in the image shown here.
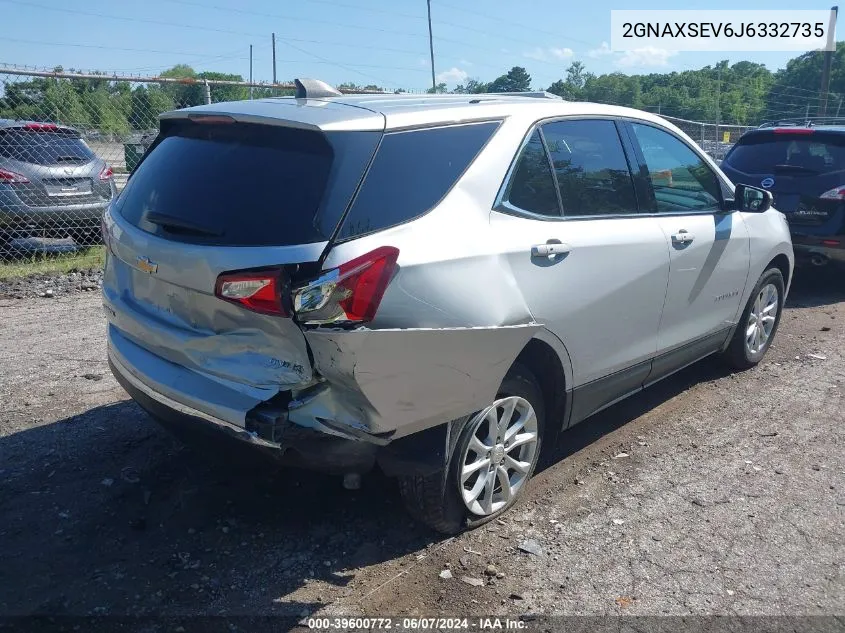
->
[0,269,843,622]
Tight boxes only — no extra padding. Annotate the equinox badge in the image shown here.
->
[136,256,158,274]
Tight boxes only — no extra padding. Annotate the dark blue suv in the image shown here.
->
[721,124,845,269]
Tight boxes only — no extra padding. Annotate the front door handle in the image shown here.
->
[531,242,571,258]
[671,230,695,244]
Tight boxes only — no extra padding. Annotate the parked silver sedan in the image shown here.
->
[103,80,794,533]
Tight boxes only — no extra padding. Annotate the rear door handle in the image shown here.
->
[671,231,695,244]
[531,242,571,258]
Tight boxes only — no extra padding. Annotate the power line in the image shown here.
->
[0,36,251,59]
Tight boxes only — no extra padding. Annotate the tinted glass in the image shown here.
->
[337,122,499,240]
[115,122,342,246]
[631,123,721,212]
[0,130,95,165]
[541,120,637,216]
[725,132,845,175]
[504,130,560,216]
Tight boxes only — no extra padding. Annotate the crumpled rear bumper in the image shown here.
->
[108,320,541,474]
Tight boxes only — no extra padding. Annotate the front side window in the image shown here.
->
[631,123,721,212]
[503,130,560,217]
[540,119,638,216]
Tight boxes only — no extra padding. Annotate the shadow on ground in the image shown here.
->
[0,400,433,617]
[786,266,845,308]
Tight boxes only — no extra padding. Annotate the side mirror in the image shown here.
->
[735,183,772,213]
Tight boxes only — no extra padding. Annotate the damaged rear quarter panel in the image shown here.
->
[298,323,541,438]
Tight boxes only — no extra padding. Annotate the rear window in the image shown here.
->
[0,129,94,165]
[336,121,500,241]
[725,132,845,174]
[113,122,379,247]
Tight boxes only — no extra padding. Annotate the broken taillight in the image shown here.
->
[293,246,399,325]
[214,270,288,316]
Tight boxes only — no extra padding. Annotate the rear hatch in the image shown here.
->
[103,111,383,403]
[0,124,111,207]
[722,129,845,238]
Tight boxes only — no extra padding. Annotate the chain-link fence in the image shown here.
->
[0,66,809,265]
[0,68,304,262]
[659,115,755,161]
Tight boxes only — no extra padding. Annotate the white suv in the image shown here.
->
[103,80,793,533]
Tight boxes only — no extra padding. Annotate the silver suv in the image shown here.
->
[0,120,116,254]
[103,80,793,533]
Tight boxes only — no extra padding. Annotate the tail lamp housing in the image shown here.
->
[214,247,399,323]
[215,270,288,317]
[292,246,399,325]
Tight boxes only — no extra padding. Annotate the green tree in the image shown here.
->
[426,82,448,94]
[488,66,531,93]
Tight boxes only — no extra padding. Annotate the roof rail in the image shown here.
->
[473,91,562,100]
[757,119,814,129]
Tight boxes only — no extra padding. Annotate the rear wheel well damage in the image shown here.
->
[512,338,567,445]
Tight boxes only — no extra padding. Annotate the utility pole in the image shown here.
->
[272,32,277,84]
[819,6,839,117]
[715,68,721,147]
[426,0,436,91]
[249,44,254,99]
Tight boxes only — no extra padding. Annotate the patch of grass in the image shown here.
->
[0,247,105,280]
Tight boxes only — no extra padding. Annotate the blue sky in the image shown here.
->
[0,0,826,91]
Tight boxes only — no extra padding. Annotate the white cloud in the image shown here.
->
[436,66,469,85]
[549,47,574,60]
[587,41,612,58]
[616,47,676,68]
[523,47,574,62]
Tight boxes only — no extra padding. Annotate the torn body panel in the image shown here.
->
[297,323,542,439]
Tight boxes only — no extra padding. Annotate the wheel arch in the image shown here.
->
[509,330,572,442]
[766,252,792,294]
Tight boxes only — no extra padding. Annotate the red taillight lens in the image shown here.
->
[773,128,814,135]
[99,164,114,181]
[822,239,840,246]
[0,168,29,184]
[293,246,399,324]
[23,122,58,131]
[214,270,287,316]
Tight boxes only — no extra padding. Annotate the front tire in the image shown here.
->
[723,267,785,370]
[399,363,545,534]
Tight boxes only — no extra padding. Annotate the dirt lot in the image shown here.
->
[0,270,843,623]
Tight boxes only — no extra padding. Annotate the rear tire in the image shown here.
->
[723,267,785,370]
[399,363,545,534]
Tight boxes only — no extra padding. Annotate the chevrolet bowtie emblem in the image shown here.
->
[136,256,158,274]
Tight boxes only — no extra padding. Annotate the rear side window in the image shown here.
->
[631,123,721,212]
[504,130,560,217]
[725,132,845,175]
[337,121,500,240]
[114,122,378,247]
[0,130,94,165]
[541,119,638,216]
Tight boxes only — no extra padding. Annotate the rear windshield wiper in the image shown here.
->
[772,164,820,173]
[145,212,224,237]
[53,155,85,162]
